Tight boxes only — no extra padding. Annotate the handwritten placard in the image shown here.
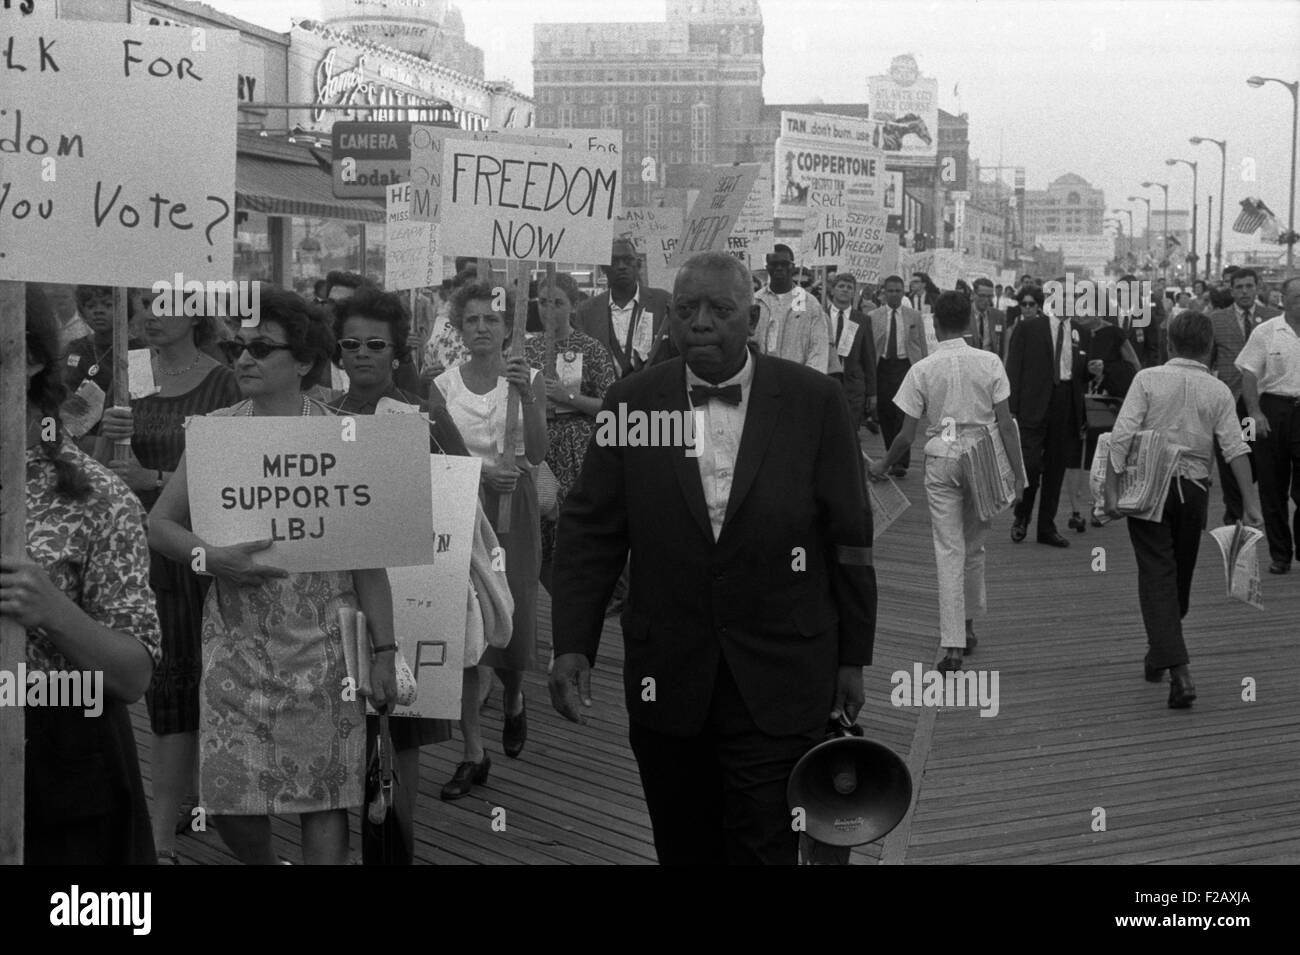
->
[669,163,761,266]
[800,198,847,268]
[843,201,891,284]
[385,182,440,291]
[439,138,620,263]
[0,19,238,286]
[617,207,682,291]
[186,415,434,573]
[386,455,481,719]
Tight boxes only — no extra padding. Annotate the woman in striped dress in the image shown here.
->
[100,291,239,863]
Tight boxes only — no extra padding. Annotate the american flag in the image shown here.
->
[1232,197,1279,235]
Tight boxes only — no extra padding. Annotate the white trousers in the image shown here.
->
[923,455,989,648]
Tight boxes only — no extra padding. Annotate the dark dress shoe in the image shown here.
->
[440,756,491,801]
[936,652,964,672]
[1067,511,1086,533]
[1168,672,1196,709]
[1011,520,1028,543]
[1144,660,1165,683]
[1037,531,1070,548]
[503,695,527,759]
[1268,560,1291,575]
[1090,515,1105,528]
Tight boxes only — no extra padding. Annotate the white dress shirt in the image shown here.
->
[685,349,755,540]
[610,287,652,363]
[1049,313,1073,382]
[892,338,1010,458]
[1235,316,1300,398]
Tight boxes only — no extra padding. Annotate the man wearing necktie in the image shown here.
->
[969,278,1005,355]
[1208,268,1281,524]
[551,251,876,865]
[577,238,676,377]
[869,275,927,477]
[1006,284,1092,547]
[825,272,876,431]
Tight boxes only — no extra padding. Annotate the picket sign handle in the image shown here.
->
[0,281,27,865]
[496,259,534,533]
[90,289,132,465]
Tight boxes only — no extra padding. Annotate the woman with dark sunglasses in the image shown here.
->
[323,286,474,862]
[148,287,399,865]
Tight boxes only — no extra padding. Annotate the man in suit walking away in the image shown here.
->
[1006,284,1091,547]
[1209,268,1281,524]
[869,275,928,477]
[825,271,876,430]
[550,252,877,865]
[578,237,675,377]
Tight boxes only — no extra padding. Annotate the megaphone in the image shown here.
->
[787,724,913,848]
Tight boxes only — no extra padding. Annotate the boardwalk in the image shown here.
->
[137,431,1300,864]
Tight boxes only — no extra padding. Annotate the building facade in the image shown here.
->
[319,0,484,76]
[1022,172,1106,237]
[532,0,765,206]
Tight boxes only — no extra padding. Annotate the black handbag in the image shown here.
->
[362,715,412,865]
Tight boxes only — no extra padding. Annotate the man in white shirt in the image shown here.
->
[752,244,829,373]
[1237,276,1300,575]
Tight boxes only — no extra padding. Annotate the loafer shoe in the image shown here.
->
[1268,560,1291,575]
[1168,673,1196,709]
[1037,531,1070,548]
[503,695,527,759]
[440,756,491,801]
[1011,521,1028,543]
[936,652,964,672]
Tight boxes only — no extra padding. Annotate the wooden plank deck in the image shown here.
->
[134,427,1300,864]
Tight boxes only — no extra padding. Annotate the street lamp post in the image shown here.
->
[1166,158,1199,282]
[1247,76,1299,272]
[1190,136,1227,278]
[1142,181,1170,284]
[1128,195,1153,276]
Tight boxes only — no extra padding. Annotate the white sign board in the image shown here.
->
[617,207,682,292]
[0,19,238,286]
[186,415,435,573]
[669,163,761,266]
[387,455,481,720]
[842,202,892,285]
[774,112,883,220]
[385,182,440,291]
[438,138,620,263]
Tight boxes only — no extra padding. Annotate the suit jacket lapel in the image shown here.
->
[658,365,713,544]
[722,356,781,534]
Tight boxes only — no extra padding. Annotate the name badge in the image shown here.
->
[836,320,859,358]
[557,349,584,389]
[375,397,423,416]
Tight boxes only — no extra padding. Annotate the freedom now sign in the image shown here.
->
[438,137,620,263]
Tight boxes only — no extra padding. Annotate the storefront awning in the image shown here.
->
[236,136,384,223]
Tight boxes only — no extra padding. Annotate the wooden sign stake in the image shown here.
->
[496,259,532,533]
[0,280,27,865]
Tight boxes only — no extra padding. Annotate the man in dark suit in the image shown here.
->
[868,275,928,476]
[550,251,877,865]
[825,271,877,428]
[970,278,1007,356]
[1208,267,1282,523]
[577,237,675,376]
[1006,284,1091,547]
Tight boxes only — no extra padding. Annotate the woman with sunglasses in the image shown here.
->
[96,292,239,863]
[525,270,617,591]
[433,282,548,800]
[4,285,161,864]
[148,287,399,865]
[324,286,472,859]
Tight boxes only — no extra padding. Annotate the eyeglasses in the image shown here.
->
[219,339,294,361]
[338,338,393,353]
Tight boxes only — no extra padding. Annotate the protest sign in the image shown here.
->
[186,415,434,573]
[842,202,893,285]
[385,182,440,291]
[774,112,883,220]
[437,138,620,263]
[800,204,847,267]
[386,455,481,719]
[617,207,682,291]
[0,19,238,286]
[731,162,774,266]
[669,163,760,266]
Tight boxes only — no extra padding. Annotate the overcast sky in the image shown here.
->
[212,0,1300,254]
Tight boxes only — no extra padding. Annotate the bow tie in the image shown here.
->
[689,383,742,407]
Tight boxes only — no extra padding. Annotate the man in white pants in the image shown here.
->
[868,290,1027,670]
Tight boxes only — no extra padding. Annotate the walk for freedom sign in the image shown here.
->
[774,111,883,221]
[437,137,620,263]
[186,416,435,573]
[0,19,238,286]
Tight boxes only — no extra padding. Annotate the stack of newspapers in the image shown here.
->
[959,423,1023,522]
[1114,430,1184,521]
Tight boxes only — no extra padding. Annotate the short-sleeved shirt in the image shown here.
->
[892,338,1010,459]
[25,443,161,675]
[1234,317,1300,398]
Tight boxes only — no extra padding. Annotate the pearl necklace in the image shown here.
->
[155,352,202,376]
[242,394,313,417]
